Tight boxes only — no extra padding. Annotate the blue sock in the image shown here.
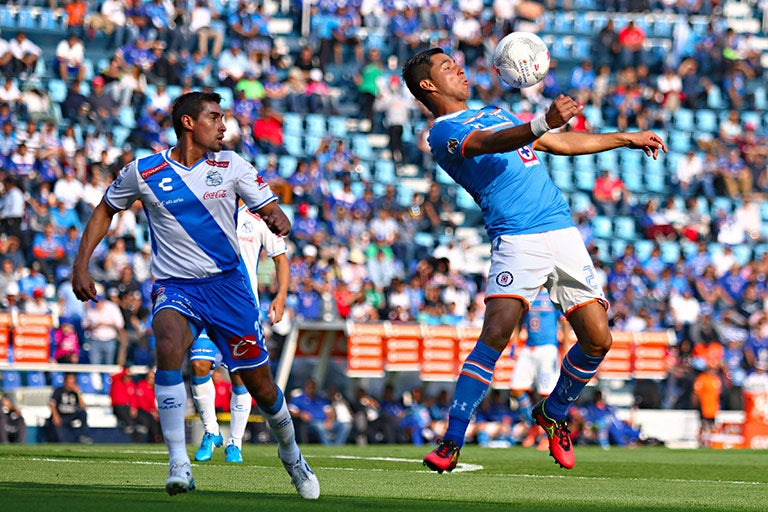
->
[190,373,211,386]
[516,392,533,424]
[232,385,248,396]
[545,344,604,419]
[444,341,500,448]
[155,369,183,386]
[260,386,285,416]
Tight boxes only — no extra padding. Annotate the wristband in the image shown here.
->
[530,114,551,137]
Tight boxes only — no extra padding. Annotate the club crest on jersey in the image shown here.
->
[496,271,514,287]
[241,219,254,233]
[206,169,223,186]
[517,146,539,167]
[447,138,459,154]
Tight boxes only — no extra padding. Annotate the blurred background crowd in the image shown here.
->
[2,0,768,445]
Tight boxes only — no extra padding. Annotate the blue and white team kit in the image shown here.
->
[429,106,608,314]
[104,148,277,372]
[190,206,288,369]
[509,289,563,395]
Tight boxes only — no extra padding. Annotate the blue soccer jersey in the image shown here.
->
[524,290,562,347]
[105,149,276,280]
[428,106,573,240]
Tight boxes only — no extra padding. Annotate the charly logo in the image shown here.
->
[206,169,223,186]
[159,397,183,410]
[229,334,261,359]
[496,271,514,287]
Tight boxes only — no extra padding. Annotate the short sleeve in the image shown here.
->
[104,160,141,211]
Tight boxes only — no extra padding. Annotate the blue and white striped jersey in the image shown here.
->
[105,148,276,280]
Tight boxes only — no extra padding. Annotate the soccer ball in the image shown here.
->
[492,32,551,88]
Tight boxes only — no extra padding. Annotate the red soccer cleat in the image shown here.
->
[423,439,460,474]
[533,401,575,469]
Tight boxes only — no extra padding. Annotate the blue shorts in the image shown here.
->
[151,268,268,372]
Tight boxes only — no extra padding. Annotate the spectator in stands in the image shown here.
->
[288,378,336,445]
[55,33,86,82]
[134,368,162,443]
[674,150,705,198]
[0,393,26,444]
[110,366,139,435]
[31,223,66,280]
[190,0,224,58]
[217,39,249,89]
[8,32,42,79]
[0,77,21,108]
[83,289,126,366]
[0,36,12,77]
[422,182,456,235]
[86,76,120,134]
[692,362,723,446]
[354,48,384,133]
[23,287,51,315]
[617,20,647,69]
[252,103,286,155]
[48,373,92,443]
[1,177,24,241]
[720,147,751,199]
[53,319,81,364]
[591,169,625,217]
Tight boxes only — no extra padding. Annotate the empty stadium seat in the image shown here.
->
[38,9,63,30]
[283,133,303,156]
[327,116,348,138]
[673,109,695,131]
[305,114,326,136]
[1,370,22,391]
[574,168,596,190]
[282,112,302,135]
[26,371,47,387]
[696,110,718,133]
[48,78,68,103]
[660,241,681,264]
[77,373,98,394]
[591,215,613,238]
[50,371,64,388]
[16,9,35,29]
[549,168,573,191]
[375,160,396,184]
[214,86,234,109]
[0,7,15,28]
[614,216,637,240]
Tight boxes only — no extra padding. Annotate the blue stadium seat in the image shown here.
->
[733,245,754,266]
[282,112,302,135]
[77,373,98,394]
[26,371,46,387]
[456,187,479,211]
[673,109,695,131]
[375,160,396,184]
[352,135,373,159]
[553,14,574,34]
[0,7,15,28]
[591,215,613,238]
[645,172,668,194]
[327,116,348,138]
[583,105,604,128]
[669,131,692,153]
[754,85,767,110]
[596,151,618,170]
[214,86,234,109]
[660,241,681,264]
[574,168,596,190]
[435,165,453,185]
[16,9,35,29]
[707,86,725,109]
[48,78,68,103]
[1,370,22,391]
[38,10,62,30]
[50,371,64,388]
[573,12,591,34]
[305,114,326,137]
[614,216,637,240]
[283,134,303,156]
[711,196,733,214]
[414,232,435,249]
[621,170,643,193]
[304,135,322,154]
[548,155,571,173]
[634,239,655,261]
[118,108,136,129]
[696,110,718,133]
[570,192,592,214]
[278,155,298,178]
[742,110,762,131]
[550,168,573,191]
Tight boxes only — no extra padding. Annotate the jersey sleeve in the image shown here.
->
[429,118,477,164]
[232,152,277,211]
[257,220,288,258]
[103,160,141,211]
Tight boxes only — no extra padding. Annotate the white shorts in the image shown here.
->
[509,344,560,395]
[485,227,608,315]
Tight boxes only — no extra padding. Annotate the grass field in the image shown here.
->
[1,443,767,511]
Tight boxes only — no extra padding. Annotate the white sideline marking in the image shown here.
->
[6,456,764,485]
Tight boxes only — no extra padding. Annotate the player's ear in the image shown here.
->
[419,78,436,93]
[180,113,194,131]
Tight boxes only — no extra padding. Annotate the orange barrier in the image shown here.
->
[0,314,53,364]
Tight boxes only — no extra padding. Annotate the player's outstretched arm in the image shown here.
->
[536,130,667,158]
[257,201,291,237]
[269,253,290,324]
[72,199,119,302]
[463,95,581,158]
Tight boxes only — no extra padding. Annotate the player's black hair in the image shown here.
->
[170,91,222,138]
[401,47,445,112]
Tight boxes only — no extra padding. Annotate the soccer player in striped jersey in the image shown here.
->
[71,92,319,498]
[189,205,290,464]
[402,48,666,472]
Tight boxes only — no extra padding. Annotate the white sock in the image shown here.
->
[191,375,220,437]
[261,395,300,463]
[155,382,189,464]
[229,387,252,450]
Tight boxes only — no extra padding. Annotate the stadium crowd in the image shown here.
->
[1,0,768,446]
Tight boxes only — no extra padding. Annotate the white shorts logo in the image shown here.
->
[496,271,514,287]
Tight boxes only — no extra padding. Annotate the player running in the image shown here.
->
[71,91,319,498]
[190,205,290,464]
[401,48,666,471]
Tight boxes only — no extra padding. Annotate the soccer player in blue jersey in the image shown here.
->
[402,48,667,471]
[71,92,319,498]
[509,288,563,448]
[190,206,290,464]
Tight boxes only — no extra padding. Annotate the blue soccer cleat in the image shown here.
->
[224,443,243,463]
[194,432,223,462]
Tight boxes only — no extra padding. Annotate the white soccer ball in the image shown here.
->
[492,32,551,88]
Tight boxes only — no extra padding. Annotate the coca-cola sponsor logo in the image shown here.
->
[202,189,228,200]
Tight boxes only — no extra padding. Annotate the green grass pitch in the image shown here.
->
[1,444,766,511]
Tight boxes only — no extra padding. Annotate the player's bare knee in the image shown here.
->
[190,360,211,377]
[479,325,515,352]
